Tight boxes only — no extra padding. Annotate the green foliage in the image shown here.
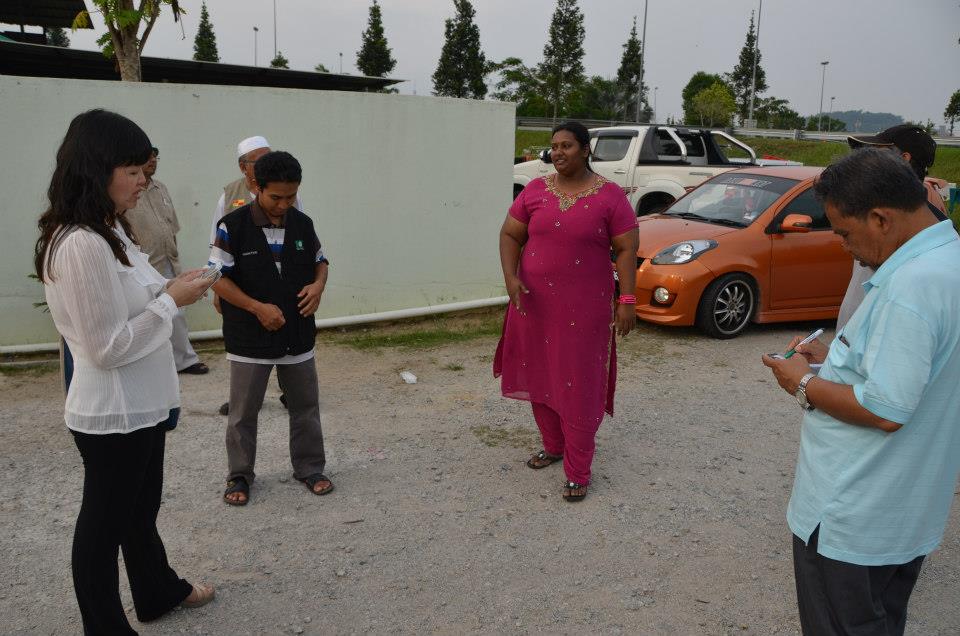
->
[945,90,960,136]
[566,76,623,121]
[356,0,396,78]
[491,57,550,116]
[314,63,330,73]
[753,96,804,129]
[270,51,290,69]
[45,27,70,47]
[691,82,736,127]
[804,115,846,132]
[432,0,488,99]
[725,11,766,124]
[682,72,728,124]
[539,0,586,118]
[615,17,646,120]
[192,1,219,62]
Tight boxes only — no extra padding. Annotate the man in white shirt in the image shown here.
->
[126,147,207,374]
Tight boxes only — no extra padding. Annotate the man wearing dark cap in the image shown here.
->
[835,125,948,329]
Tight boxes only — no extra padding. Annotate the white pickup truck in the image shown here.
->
[513,125,797,215]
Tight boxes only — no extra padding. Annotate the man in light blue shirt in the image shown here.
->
[763,148,960,636]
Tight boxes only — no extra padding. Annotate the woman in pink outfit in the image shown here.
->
[495,122,639,502]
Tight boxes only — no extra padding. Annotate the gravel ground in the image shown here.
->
[1,316,958,635]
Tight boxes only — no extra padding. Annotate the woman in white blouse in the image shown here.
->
[35,110,215,635]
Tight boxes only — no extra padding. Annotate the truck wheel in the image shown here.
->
[637,193,675,216]
[513,184,525,200]
[696,273,755,339]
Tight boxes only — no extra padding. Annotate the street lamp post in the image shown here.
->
[828,96,836,131]
[635,0,649,123]
[273,0,278,59]
[747,0,763,125]
[339,52,343,74]
[653,86,658,123]
[253,26,259,66]
[817,60,829,132]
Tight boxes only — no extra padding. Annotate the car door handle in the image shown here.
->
[614,169,627,174]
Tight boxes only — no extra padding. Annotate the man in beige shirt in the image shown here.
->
[126,147,208,374]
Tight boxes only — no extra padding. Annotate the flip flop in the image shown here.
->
[223,476,249,506]
[298,473,334,496]
[562,480,587,502]
[527,450,563,469]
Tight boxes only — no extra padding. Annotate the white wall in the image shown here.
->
[0,76,514,347]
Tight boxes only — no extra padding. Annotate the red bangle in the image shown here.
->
[618,294,636,304]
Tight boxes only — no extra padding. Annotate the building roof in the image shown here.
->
[0,40,402,92]
[0,0,91,29]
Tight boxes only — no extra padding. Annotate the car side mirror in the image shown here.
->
[539,149,552,164]
[780,213,813,233]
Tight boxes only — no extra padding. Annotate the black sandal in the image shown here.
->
[562,480,587,502]
[527,450,563,469]
[223,477,249,506]
[298,473,334,496]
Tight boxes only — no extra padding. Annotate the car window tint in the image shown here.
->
[678,133,706,157]
[592,137,631,162]
[656,130,682,156]
[781,188,830,230]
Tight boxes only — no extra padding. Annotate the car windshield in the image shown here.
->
[665,175,797,227]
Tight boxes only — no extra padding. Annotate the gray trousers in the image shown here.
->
[225,358,327,484]
[156,259,200,371]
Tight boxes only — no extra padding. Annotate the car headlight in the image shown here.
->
[651,239,718,265]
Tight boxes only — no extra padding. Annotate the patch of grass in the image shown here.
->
[515,130,551,158]
[442,362,465,372]
[470,424,540,449]
[0,361,58,377]
[328,307,504,351]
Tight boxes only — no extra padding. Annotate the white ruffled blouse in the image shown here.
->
[44,223,180,434]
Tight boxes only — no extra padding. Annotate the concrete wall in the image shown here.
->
[0,75,514,347]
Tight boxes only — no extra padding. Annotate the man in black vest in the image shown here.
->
[208,151,332,505]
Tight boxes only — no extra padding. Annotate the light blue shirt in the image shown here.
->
[787,220,960,566]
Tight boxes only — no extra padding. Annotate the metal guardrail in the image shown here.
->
[515,117,960,147]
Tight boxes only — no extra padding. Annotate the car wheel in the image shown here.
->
[696,273,755,339]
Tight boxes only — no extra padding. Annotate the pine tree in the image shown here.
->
[725,11,767,124]
[45,27,70,47]
[615,17,646,120]
[432,0,488,99]
[270,51,290,69]
[356,0,396,78]
[193,2,219,62]
[538,0,586,120]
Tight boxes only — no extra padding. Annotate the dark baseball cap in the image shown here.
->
[847,124,936,168]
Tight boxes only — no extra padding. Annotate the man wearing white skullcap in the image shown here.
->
[208,136,303,246]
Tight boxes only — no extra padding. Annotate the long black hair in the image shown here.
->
[35,109,152,281]
[551,121,593,172]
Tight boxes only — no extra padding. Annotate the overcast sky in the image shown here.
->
[7,0,959,125]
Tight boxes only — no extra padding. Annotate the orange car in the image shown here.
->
[632,166,852,338]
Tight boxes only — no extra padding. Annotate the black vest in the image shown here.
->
[220,204,317,358]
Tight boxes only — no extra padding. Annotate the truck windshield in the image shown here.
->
[664,175,797,227]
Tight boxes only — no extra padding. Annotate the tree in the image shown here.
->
[567,76,623,121]
[490,57,549,116]
[44,27,70,47]
[356,0,396,78]
[73,0,185,81]
[615,17,647,121]
[754,96,804,129]
[538,0,586,120]
[192,1,218,62]
[944,90,960,136]
[691,82,736,127]
[725,10,767,124]
[682,72,727,124]
[270,51,290,69]
[804,115,846,132]
[314,63,330,73]
[432,0,488,99]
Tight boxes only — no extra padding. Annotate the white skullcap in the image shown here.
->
[237,135,270,158]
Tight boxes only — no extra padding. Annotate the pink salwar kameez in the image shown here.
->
[494,175,637,485]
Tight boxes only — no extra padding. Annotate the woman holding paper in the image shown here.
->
[34,109,214,634]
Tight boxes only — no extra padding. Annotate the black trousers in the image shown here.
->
[71,421,192,635]
[793,527,924,636]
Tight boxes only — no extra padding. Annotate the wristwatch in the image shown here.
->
[795,373,817,411]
